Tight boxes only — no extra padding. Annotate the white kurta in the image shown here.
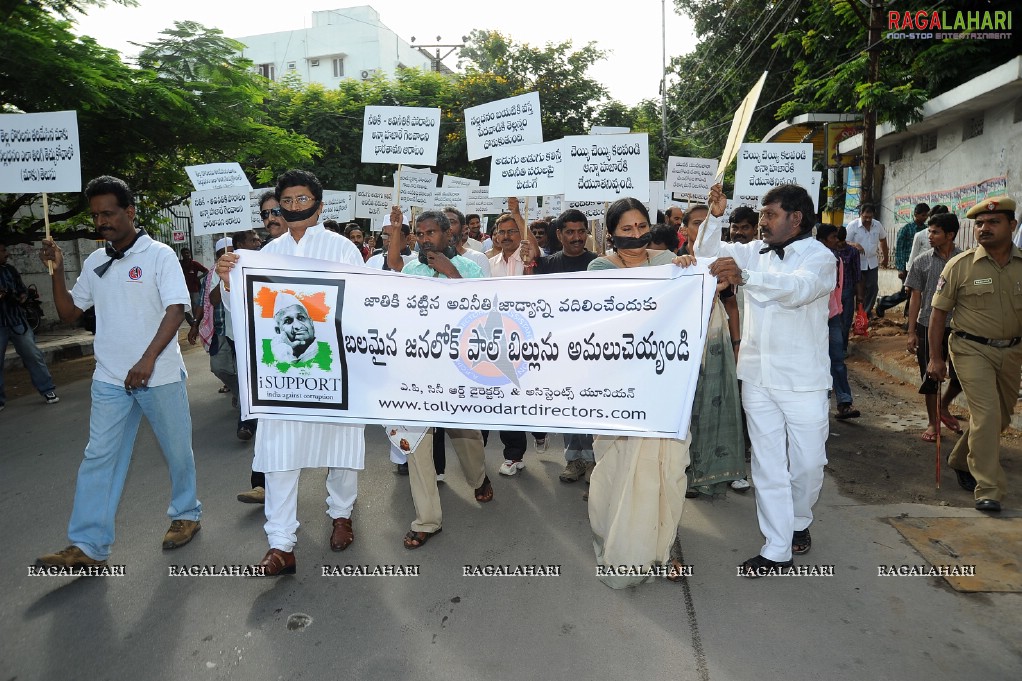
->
[239,224,367,472]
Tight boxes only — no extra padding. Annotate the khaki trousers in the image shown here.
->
[408,428,486,532]
[947,336,1022,502]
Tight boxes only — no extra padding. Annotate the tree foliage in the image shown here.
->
[0,7,315,237]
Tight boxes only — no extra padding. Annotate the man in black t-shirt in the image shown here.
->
[521,209,597,487]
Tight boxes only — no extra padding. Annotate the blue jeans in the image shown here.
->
[0,323,55,404]
[563,433,595,462]
[828,316,853,406]
[69,376,201,560]
[839,287,855,351]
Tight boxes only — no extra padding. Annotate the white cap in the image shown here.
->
[272,292,304,316]
[215,237,232,252]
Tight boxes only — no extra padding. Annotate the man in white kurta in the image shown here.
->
[219,170,365,575]
[696,183,835,577]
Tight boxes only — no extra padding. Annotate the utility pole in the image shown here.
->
[410,36,465,73]
[661,0,669,176]
[859,0,883,204]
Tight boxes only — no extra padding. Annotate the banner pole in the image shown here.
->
[42,193,53,275]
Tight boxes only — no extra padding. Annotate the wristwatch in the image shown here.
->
[740,269,750,286]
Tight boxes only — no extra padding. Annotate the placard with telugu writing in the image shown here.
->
[355,184,396,222]
[361,106,441,166]
[666,156,717,200]
[562,134,649,202]
[185,162,252,192]
[732,143,814,208]
[192,187,251,236]
[464,92,543,162]
[0,110,81,193]
[488,139,564,198]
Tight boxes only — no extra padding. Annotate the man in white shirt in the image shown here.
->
[36,175,202,568]
[696,183,835,577]
[845,202,888,318]
[217,170,366,576]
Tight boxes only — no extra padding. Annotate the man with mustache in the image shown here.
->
[388,209,493,550]
[696,183,835,577]
[928,196,1022,513]
[258,191,287,241]
[521,208,598,485]
[36,175,202,568]
[217,169,365,575]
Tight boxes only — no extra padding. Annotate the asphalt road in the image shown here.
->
[1,349,1020,681]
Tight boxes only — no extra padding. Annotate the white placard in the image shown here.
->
[322,190,356,223]
[432,187,469,213]
[488,139,564,198]
[646,181,665,220]
[442,174,480,189]
[590,126,630,135]
[464,92,543,161]
[355,184,396,222]
[716,71,768,181]
[542,195,563,217]
[192,187,251,236]
[230,250,715,439]
[562,134,650,202]
[361,106,441,166]
[249,187,273,228]
[395,166,437,209]
[567,201,607,222]
[667,156,718,201]
[467,186,503,215]
[733,143,814,208]
[0,110,81,193]
[185,162,252,192]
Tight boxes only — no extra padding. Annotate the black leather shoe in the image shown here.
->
[975,499,1001,513]
[952,467,977,492]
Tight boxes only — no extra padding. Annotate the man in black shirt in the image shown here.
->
[521,209,597,486]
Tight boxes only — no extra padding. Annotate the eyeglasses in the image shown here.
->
[494,229,520,237]
[279,195,314,208]
[260,207,282,220]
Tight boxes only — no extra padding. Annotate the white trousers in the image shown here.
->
[263,468,358,552]
[743,383,829,562]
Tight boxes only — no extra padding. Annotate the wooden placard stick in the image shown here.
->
[42,193,53,275]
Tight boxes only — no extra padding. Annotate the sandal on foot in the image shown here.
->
[835,403,860,419]
[792,529,812,555]
[939,413,962,434]
[403,528,441,550]
[738,554,793,578]
[474,476,493,503]
[921,431,937,442]
[666,559,687,582]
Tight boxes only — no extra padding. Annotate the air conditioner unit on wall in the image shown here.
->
[360,69,380,80]
[310,59,320,67]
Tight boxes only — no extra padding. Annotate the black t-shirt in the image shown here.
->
[533,250,597,274]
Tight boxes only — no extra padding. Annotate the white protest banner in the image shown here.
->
[542,195,563,217]
[396,166,437,209]
[567,201,606,222]
[733,143,814,208]
[432,187,468,213]
[467,186,503,215]
[229,250,715,438]
[442,174,480,189]
[185,162,252,192]
[322,190,356,223]
[0,110,81,193]
[646,181,665,219]
[464,91,542,161]
[249,187,273,227]
[361,106,441,166]
[192,187,251,236]
[563,134,649,202]
[355,184,396,222]
[489,139,564,198]
[667,156,718,200]
[590,126,630,135]
[715,71,768,182]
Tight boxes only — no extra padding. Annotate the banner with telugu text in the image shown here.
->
[228,251,716,439]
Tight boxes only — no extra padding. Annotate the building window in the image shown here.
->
[257,63,275,81]
[287,61,296,70]
[310,59,320,67]
[919,131,937,153]
[888,144,902,162]
[332,57,344,78]
[962,115,984,141]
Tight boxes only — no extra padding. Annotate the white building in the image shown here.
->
[235,6,433,86]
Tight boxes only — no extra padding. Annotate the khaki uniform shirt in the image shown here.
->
[931,245,1022,340]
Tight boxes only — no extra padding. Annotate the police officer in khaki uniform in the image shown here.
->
[927,196,1022,513]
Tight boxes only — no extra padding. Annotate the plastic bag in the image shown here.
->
[852,303,869,337]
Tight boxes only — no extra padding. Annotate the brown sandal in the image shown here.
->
[666,559,687,582]
[474,476,493,503]
[330,517,353,551]
[403,528,441,550]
